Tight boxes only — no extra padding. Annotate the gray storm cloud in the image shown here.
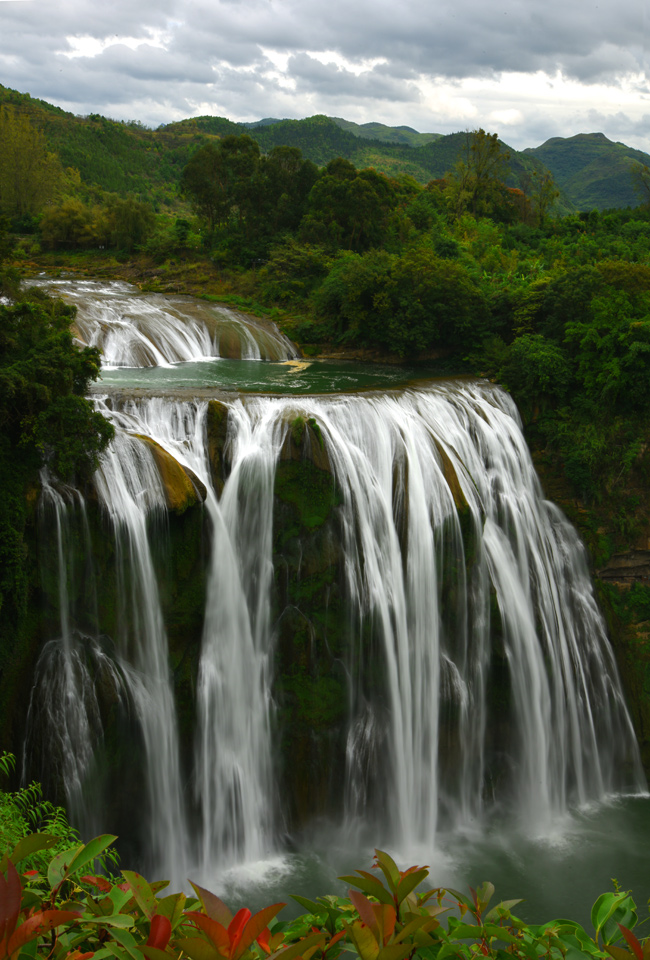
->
[0,0,647,148]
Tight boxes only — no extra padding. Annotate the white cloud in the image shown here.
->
[0,0,648,151]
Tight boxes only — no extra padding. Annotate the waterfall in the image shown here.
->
[26,278,299,366]
[25,379,645,877]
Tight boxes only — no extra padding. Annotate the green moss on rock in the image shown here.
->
[134,435,206,514]
[274,459,341,533]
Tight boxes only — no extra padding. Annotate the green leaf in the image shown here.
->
[484,899,523,923]
[346,920,380,960]
[474,882,495,915]
[376,947,411,960]
[391,915,441,944]
[47,844,84,889]
[83,914,138,929]
[176,936,224,960]
[109,925,142,957]
[156,892,187,928]
[395,870,428,907]
[67,835,118,878]
[373,852,400,894]
[189,882,233,927]
[110,886,134,913]
[141,948,175,960]
[105,943,141,960]
[122,871,157,920]
[338,875,394,907]
[9,833,59,865]
[290,896,324,916]
[592,893,638,945]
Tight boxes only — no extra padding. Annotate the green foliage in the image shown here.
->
[314,246,489,355]
[0,836,646,960]
[498,334,572,413]
[444,129,511,219]
[0,288,113,622]
[0,105,64,217]
[40,195,155,251]
[301,160,398,252]
[528,131,650,211]
[0,753,118,876]
[260,240,331,306]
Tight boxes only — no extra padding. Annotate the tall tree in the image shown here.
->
[181,135,260,232]
[0,106,63,218]
[444,129,511,219]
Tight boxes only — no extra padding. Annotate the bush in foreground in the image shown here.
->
[0,820,646,960]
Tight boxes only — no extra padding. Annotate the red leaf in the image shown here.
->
[349,890,378,940]
[81,876,112,894]
[232,904,285,960]
[147,915,172,950]
[7,910,81,955]
[256,928,271,955]
[618,925,644,960]
[189,884,233,928]
[0,860,22,943]
[227,909,251,957]
[186,911,230,955]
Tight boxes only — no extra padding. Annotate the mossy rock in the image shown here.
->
[433,440,468,511]
[134,435,206,514]
[206,400,229,496]
[274,458,341,536]
[280,414,331,474]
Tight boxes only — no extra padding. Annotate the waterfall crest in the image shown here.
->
[26,278,299,366]
[25,380,645,878]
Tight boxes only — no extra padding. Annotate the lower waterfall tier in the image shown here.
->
[18,379,645,887]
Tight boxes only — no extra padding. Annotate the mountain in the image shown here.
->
[330,117,442,147]
[525,133,650,211]
[2,82,648,212]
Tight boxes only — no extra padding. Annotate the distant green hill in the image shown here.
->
[330,117,442,147]
[1,82,646,213]
[525,133,650,210]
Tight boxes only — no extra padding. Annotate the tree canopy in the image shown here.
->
[0,106,64,218]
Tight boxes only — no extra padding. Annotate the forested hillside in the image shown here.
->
[2,82,649,210]
[526,132,650,210]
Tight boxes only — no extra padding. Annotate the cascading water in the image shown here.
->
[26,278,300,365]
[24,380,645,883]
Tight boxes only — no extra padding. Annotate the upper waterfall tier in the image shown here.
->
[26,277,300,366]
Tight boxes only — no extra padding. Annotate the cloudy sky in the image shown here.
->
[1,0,649,151]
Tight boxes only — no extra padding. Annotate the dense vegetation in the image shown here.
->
[3,81,650,210]
[0,235,113,655]
[0,754,648,960]
[2,93,650,520]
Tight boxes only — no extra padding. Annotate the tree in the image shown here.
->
[257,146,319,234]
[631,161,650,205]
[39,197,100,249]
[444,129,511,219]
[0,106,64,218]
[105,195,155,251]
[180,135,261,232]
[0,291,114,623]
[530,170,559,227]
[302,159,398,251]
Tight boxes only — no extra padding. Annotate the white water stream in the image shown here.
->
[24,382,645,891]
[26,278,299,366]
